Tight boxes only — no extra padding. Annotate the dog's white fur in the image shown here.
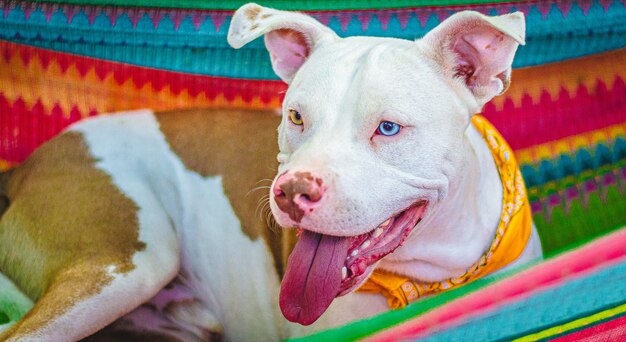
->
[0,4,542,341]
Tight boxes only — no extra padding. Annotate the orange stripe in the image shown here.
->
[492,48,626,110]
[514,122,626,165]
[2,43,624,116]
[0,48,281,116]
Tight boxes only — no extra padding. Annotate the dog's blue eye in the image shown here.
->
[376,121,401,136]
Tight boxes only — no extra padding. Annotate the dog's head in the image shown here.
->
[228,3,524,325]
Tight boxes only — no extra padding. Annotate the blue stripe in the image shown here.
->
[419,258,626,341]
[521,137,626,189]
[0,1,624,79]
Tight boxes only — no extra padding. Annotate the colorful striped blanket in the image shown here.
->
[0,1,624,340]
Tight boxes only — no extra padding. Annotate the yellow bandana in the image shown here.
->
[357,115,532,309]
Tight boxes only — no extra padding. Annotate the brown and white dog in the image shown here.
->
[0,4,541,341]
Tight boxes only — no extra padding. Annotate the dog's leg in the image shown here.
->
[0,126,182,341]
[0,253,178,342]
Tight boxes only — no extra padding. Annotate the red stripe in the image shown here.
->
[483,76,626,150]
[552,313,626,342]
[0,95,97,163]
[366,227,626,341]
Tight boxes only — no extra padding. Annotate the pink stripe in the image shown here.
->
[366,227,626,342]
[482,77,626,150]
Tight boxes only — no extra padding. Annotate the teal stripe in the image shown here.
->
[1,1,624,79]
[27,0,538,11]
[419,255,626,341]
[4,33,624,80]
[521,138,626,190]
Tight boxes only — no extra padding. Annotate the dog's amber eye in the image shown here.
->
[289,109,303,125]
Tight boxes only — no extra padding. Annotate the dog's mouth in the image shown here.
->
[279,201,428,325]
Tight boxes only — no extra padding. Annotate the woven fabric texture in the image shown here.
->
[0,1,624,340]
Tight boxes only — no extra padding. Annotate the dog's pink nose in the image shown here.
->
[273,171,324,222]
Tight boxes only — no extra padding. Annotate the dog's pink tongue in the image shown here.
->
[280,230,352,325]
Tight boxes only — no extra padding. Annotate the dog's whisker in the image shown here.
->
[255,194,270,215]
[255,197,271,218]
[246,186,272,198]
[255,196,281,234]
[264,208,281,234]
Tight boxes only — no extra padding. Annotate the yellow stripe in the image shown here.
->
[514,122,626,165]
[513,302,626,341]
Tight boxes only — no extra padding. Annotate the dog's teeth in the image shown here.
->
[373,227,383,238]
[342,266,347,280]
[361,240,370,249]
[351,249,358,257]
[380,219,391,227]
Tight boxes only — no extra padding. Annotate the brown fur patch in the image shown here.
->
[0,131,145,337]
[154,108,295,274]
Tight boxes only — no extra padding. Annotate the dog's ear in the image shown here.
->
[420,11,525,107]
[228,3,338,83]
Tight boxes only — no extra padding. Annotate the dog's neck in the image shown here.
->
[378,120,503,282]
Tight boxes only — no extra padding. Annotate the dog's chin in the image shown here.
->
[279,201,428,326]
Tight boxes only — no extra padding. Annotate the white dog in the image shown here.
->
[0,3,541,341]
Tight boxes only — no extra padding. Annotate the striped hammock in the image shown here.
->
[0,1,625,340]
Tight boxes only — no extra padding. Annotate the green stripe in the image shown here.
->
[535,183,626,256]
[0,272,33,327]
[34,0,527,10]
[287,264,532,342]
